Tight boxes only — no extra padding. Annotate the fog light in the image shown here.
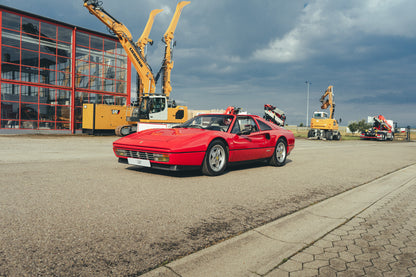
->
[153,153,169,162]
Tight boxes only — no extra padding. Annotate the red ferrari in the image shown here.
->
[113,113,295,176]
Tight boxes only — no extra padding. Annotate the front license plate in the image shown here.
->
[127,158,151,167]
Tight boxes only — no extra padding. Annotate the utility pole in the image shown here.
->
[305,81,311,127]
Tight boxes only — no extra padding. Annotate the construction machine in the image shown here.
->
[360,115,394,141]
[263,104,286,126]
[307,85,341,140]
[82,0,190,136]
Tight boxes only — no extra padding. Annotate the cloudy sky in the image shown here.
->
[3,0,416,126]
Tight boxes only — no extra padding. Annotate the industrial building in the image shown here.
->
[0,5,132,134]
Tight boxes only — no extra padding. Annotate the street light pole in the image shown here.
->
[305,81,311,127]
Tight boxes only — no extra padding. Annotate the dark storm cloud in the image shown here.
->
[348,91,416,105]
[2,0,416,126]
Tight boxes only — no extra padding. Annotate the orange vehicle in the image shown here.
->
[360,115,395,141]
[308,85,341,140]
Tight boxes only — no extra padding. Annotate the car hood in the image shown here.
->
[113,128,217,152]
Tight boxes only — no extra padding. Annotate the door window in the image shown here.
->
[231,116,259,134]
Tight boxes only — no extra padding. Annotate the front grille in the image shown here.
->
[125,150,155,161]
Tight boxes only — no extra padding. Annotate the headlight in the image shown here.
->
[153,153,169,162]
[115,148,128,157]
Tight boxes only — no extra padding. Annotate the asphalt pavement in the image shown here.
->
[1,137,416,276]
[143,164,416,277]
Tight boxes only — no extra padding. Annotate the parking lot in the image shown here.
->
[1,135,415,276]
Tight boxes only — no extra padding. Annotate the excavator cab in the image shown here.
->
[138,96,168,120]
[127,96,168,121]
[312,112,329,119]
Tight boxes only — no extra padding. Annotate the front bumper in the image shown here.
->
[118,158,200,171]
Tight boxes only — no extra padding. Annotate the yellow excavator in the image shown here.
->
[307,85,341,140]
[82,0,190,136]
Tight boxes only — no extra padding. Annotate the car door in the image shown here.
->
[228,116,271,162]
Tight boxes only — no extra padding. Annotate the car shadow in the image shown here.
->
[125,166,203,178]
[124,158,293,178]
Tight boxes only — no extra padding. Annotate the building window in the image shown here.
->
[0,9,129,133]
[1,11,73,87]
[75,31,127,94]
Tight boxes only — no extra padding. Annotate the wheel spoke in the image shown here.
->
[209,145,224,171]
[276,142,286,163]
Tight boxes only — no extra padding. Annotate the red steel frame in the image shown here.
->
[0,11,2,122]
[0,7,131,133]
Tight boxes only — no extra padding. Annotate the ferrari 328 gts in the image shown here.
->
[113,113,295,176]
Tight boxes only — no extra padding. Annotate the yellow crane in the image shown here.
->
[156,1,190,99]
[82,0,190,136]
[137,9,163,54]
[307,85,341,140]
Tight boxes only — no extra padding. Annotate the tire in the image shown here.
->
[120,126,132,136]
[202,140,228,176]
[269,137,287,167]
[326,131,333,141]
[115,125,132,137]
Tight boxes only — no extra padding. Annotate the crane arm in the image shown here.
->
[156,1,190,98]
[83,0,156,96]
[375,115,392,131]
[137,9,163,53]
[320,85,335,119]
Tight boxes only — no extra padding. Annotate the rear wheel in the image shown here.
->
[269,138,287,167]
[202,140,228,176]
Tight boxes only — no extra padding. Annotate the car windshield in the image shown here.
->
[177,114,234,132]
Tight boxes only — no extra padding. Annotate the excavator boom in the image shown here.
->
[83,0,156,97]
[319,85,335,119]
[137,9,163,53]
[164,1,191,42]
[157,1,190,98]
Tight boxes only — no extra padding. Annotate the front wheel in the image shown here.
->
[269,138,287,167]
[202,140,228,176]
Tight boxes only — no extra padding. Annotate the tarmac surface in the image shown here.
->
[1,136,416,276]
[143,164,416,277]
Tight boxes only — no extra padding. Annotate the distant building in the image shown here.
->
[0,5,132,134]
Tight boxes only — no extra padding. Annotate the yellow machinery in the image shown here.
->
[308,85,341,140]
[82,0,190,136]
[82,104,128,135]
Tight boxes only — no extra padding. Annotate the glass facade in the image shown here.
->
[0,6,130,133]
